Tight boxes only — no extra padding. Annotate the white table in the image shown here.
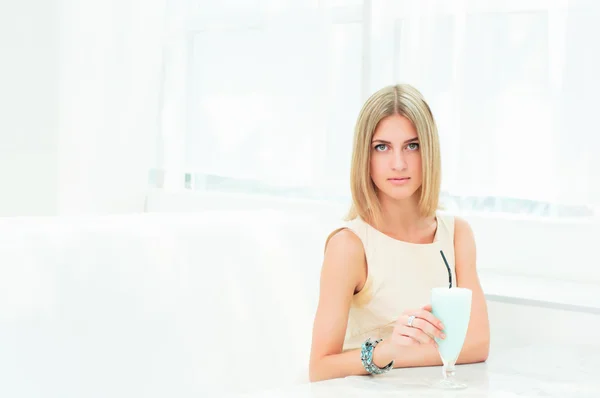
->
[234,341,599,397]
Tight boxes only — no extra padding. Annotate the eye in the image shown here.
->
[406,142,420,151]
[374,144,388,152]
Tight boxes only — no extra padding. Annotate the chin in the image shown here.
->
[379,187,419,201]
[388,193,416,201]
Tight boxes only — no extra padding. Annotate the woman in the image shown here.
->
[308,84,490,382]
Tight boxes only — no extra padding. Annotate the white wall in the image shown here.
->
[0,0,60,216]
[55,0,163,216]
[0,0,162,217]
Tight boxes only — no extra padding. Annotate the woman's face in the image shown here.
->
[369,114,423,201]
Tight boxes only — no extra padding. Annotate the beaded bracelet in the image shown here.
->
[360,338,394,375]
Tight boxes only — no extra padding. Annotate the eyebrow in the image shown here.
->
[372,137,419,145]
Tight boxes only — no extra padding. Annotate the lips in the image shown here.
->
[387,177,411,185]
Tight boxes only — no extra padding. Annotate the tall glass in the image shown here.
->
[430,287,472,389]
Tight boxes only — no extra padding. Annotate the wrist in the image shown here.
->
[372,339,396,368]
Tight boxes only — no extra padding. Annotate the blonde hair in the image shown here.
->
[345,84,441,227]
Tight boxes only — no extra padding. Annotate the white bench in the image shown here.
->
[0,205,598,397]
[0,210,334,397]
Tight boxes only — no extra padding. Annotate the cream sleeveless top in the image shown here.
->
[329,212,456,351]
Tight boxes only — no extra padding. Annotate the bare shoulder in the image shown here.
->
[454,216,475,241]
[322,228,366,291]
[325,228,364,259]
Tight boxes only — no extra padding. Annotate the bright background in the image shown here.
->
[1,0,599,306]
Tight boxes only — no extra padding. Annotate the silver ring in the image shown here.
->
[407,315,416,327]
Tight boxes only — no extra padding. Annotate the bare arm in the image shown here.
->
[308,230,394,381]
[454,217,491,363]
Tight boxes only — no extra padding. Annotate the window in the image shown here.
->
[152,0,600,218]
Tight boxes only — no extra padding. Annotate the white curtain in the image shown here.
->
[57,0,166,214]
[157,0,600,217]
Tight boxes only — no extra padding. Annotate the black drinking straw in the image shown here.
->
[440,250,452,288]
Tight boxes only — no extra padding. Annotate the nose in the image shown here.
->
[391,149,408,171]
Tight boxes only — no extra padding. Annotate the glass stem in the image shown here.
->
[442,360,456,380]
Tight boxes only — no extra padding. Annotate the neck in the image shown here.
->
[375,192,431,234]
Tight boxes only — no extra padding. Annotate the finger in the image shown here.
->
[399,313,443,334]
[403,327,435,345]
[400,325,436,345]
[393,334,419,346]
[411,317,446,340]
[398,314,420,330]
[402,307,442,327]
[415,309,445,331]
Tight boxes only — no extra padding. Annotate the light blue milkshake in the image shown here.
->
[431,287,472,389]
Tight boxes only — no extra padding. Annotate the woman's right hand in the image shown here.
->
[390,305,446,348]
